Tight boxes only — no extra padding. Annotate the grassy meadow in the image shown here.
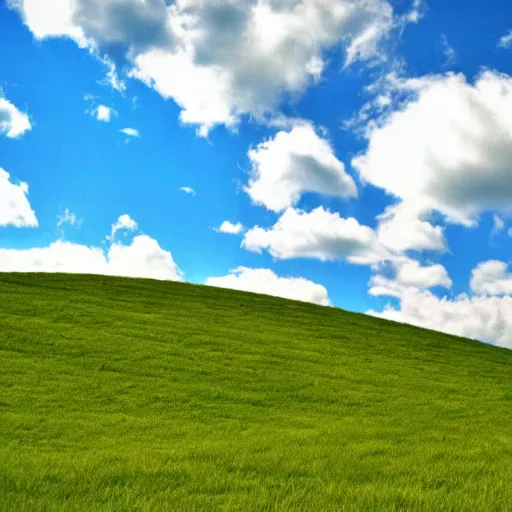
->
[1,273,512,511]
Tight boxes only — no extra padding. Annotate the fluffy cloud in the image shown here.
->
[243,206,388,263]
[368,259,512,348]
[205,266,330,305]
[245,124,357,212]
[107,214,138,241]
[93,105,115,122]
[368,290,512,349]
[134,0,395,133]
[369,258,452,298]
[0,168,38,228]
[352,71,512,227]
[0,234,183,281]
[8,0,88,43]
[216,221,244,235]
[0,211,182,281]
[376,201,447,253]
[0,96,32,138]
[11,0,397,132]
[120,127,140,138]
[498,30,512,49]
[470,260,512,296]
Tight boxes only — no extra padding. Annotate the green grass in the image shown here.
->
[1,273,512,511]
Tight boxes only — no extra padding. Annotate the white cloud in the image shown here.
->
[376,201,447,253]
[94,104,115,122]
[205,266,330,306]
[10,0,397,133]
[369,258,452,298]
[0,235,183,282]
[491,214,505,237]
[56,208,82,228]
[8,0,87,44]
[0,168,38,228]
[441,35,456,68]
[402,0,424,24]
[0,96,32,138]
[102,56,127,92]
[367,289,512,349]
[352,71,512,227]
[470,260,512,296]
[245,123,357,212]
[180,186,196,196]
[216,221,244,235]
[243,206,389,264]
[498,30,512,49]
[107,214,138,241]
[106,235,183,281]
[131,0,395,133]
[120,127,140,138]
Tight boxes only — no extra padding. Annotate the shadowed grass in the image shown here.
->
[1,273,511,511]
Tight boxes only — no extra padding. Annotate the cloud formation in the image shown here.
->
[245,124,357,212]
[376,201,447,253]
[368,289,512,349]
[0,168,38,228]
[57,208,82,228]
[470,260,512,296]
[243,206,389,263]
[0,96,32,138]
[93,105,116,122]
[216,221,244,235]
[353,71,512,227]
[498,29,512,49]
[180,186,196,196]
[120,127,140,138]
[205,266,330,305]
[0,211,182,281]
[0,235,183,281]
[107,214,138,241]
[10,0,399,132]
[369,258,452,298]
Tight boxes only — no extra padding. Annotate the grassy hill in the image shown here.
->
[1,273,512,511]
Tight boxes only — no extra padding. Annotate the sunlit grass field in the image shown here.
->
[1,273,512,511]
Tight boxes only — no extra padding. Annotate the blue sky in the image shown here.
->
[2,0,512,347]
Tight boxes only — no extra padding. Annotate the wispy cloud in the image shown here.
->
[180,186,196,196]
[57,208,82,228]
[498,30,512,49]
[441,35,456,67]
[120,128,140,138]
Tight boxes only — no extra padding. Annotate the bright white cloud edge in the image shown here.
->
[0,96,32,138]
[9,0,407,133]
[217,221,244,235]
[0,214,182,282]
[120,127,140,138]
[352,70,512,228]
[245,123,357,212]
[205,267,330,306]
[0,168,38,227]
[368,290,512,349]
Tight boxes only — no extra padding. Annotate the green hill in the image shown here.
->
[1,273,511,511]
